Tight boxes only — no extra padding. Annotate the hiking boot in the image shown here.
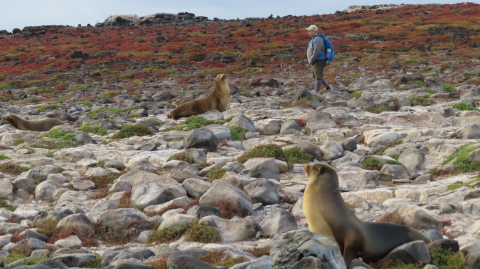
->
[326,86,334,91]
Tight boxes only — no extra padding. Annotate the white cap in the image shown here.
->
[305,25,318,31]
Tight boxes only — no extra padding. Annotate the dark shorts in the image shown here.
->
[311,59,327,79]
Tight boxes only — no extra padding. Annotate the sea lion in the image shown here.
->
[1,114,63,131]
[303,163,431,268]
[167,74,230,120]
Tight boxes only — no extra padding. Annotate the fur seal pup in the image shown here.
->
[167,74,230,120]
[2,114,63,131]
[303,163,431,267]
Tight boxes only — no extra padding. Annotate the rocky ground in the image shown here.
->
[0,3,480,269]
[0,57,479,269]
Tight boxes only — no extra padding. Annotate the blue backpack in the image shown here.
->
[310,33,335,65]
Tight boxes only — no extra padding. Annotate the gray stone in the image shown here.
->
[111,248,155,264]
[230,256,273,269]
[98,208,151,230]
[457,123,480,139]
[367,132,402,148]
[0,178,14,200]
[259,208,297,237]
[15,238,47,252]
[33,208,74,226]
[397,148,425,172]
[222,161,246,174]
[167,253,218,269]
[297,140,324,160]
[270,229,346,269]
[112,262,155,269]
[304,111,332,122]
[263,121,281,135]
[56,213,95,235]
[341,137,357,152]
[30,249,51,258]
[379,164,408,179]
[199,180,253,217]
[74,131,97,145]
[321,140,344,160]
[181,178,212,198]
[53,253,97,267]
[24,230,48,242]
[280,119,300,135]
[158,214,196,230]
[244,179,280,205]
[228,114,256,132]
[199,215,257,243]
[130,176,186,207]
[243,157,280,181]
[35,181,58,202]
[384,240,431,265]
[71,179,95,191]
[183,128,218,151]
[74,158,97,174]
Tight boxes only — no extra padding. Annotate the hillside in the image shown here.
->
[0,3,479,269]
[0,3,478,95]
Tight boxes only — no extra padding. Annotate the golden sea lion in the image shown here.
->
[2,114,63,131]
[167,74,230,120]
[303,163,431,268]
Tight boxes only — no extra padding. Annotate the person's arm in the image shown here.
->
[310,36,325,64]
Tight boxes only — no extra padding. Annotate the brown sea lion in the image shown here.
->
[167,74,230,120]
[1,114,63,131]
[303,163,431,268]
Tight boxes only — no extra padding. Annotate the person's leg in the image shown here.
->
[321,79,331,90]
[315,79,322,92]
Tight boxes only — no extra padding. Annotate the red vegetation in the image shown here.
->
[0,3,478,92]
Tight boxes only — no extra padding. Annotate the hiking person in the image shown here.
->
[306,24,333,93]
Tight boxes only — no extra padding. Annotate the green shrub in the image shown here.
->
[206,167,226,182]
[362,157,383,170]
[414,80,425,86]
[145,119,162,126]
[40,129,68,139]
[185,221,220,243]
[452,102,478,111]
[0,197,16,211]
[365,100,400,113]
[112,124,151,139]
[79,123,108,136]
[408,96,429,106]
[351,91,362,98]
[429,246,464,269]
[119,73,135,79]
[147,225,189,243]
[170,152,194,164]
[442,84,457,92]
[86,257,102,268]
[69,84,91,91]
[442,144,480,173]
[80,101,93,107]
[87,108,125,118]
[230,126,246,141]
[0,162,30,175]
[284,147,314,163]
[0,83,12,89]
[237,144,287,163]
[0,155,11,160]
[20,97,41,104]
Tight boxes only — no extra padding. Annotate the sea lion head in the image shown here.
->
[215,74,227,82]
[304,163,339,191]
[2,114,21,129]
[1,115,9,121]
[1,114,16,123]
